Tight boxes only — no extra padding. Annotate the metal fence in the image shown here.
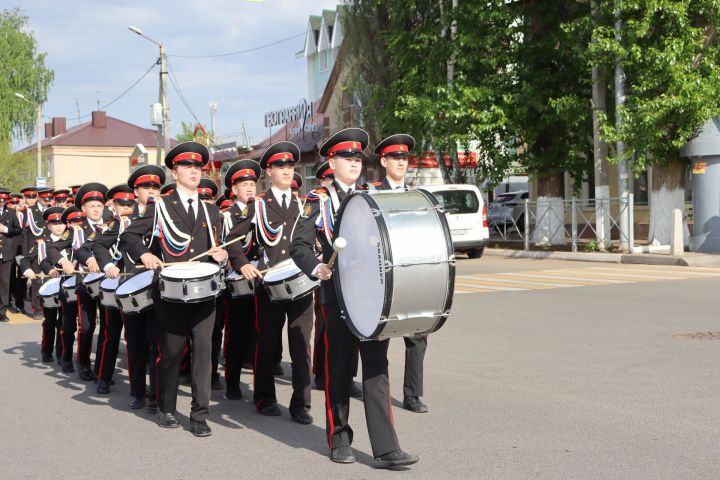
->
[488,195,635,252]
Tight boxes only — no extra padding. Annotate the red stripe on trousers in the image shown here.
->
[321,304,335,448]
[223,296,230,380]
[253,294,261,410]
[97,307,110,380]
[76,294,81,364]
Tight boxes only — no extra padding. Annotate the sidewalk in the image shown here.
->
[484,248,720,268]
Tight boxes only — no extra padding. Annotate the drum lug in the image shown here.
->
[371,208,382,217]
[285,283,293,295]
[211,279,218,291]
[159,280,165,292]
[383,260,393,272]
[131,298,138,308]
[182,281,188,298]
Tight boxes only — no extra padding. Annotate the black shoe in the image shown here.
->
[79,369,95,382]
[313,376,325,390]
[61,361,74,373]
[156,411,180,429]
[349,382,363,398]
[9,306,20,314]
[96,379,111,394]
[0,315,9,323]
[259,403,281,416]
[41,352,54,363]
[403,396,428,413]
[290,409,314,425]
[273,363,284,376]
[329,446,356,464]
[147,397,158,412]
[372,450,419,469]
[211,374,225,391]
[129,397,146,409]
[190,420,212,437]
[224,389,242,400]
[241,362,253,370]
[23,310,34,319]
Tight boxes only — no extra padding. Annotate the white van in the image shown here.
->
[418,184,489,258]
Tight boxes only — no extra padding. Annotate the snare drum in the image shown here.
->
[226,270,255,298]
[99,277,121,309]
[38,277,62,309]
[61,276,78,303]
[333,190,455,340]
[159,263,223,303]
[263,258,319,302]
[83,272,105,299]
[115,270,154,313]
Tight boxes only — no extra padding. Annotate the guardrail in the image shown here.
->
[488,195,636,252]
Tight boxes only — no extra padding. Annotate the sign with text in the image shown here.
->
[264,99,314,130]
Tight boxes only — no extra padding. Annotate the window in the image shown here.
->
[633,170,648,204]
[431,190,479,214]
[319,50,328,71]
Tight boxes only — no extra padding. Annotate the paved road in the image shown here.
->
[1,257,719,479]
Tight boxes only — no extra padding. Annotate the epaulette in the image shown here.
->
[306,187,329,201]
[61,231,70,240]
[107,221,116,230]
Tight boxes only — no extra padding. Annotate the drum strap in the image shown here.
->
[37,239,47,263]
[252,198,283,247]
[27,209,43,237]
[155,198,192,257]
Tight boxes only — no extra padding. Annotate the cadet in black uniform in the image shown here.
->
[21,206,66,361]
[222,159,262,400]
[9,193,26,315]
[227,142,314,425]
[120,142,228,437]
[290,128,418,468]
[49,183,109,381]
[0,189,22,322]
[371,134,429,414]
[21,186,46,319]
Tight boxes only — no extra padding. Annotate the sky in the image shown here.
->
[12,0,341,149]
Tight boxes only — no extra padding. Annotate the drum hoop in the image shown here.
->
[159,271,219,283]
[83,273,105,284]
[263,269,305,286]
[61,276,77,287]
[333,192,393,340]
[415,188,456,333]
[115,271,155,297]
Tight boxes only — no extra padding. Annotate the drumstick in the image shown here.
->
[235,265,276,280]
[326,237,347,269]
[162,234,248,267]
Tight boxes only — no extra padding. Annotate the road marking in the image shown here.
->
[457,275,578,288]
[7,312,39,325]
[496,272,628,285]
[588,266,720,277]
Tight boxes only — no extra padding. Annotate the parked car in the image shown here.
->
[488,190,528,229]
[418,184,489,258]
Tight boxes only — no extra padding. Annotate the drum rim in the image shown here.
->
[263,269,305,286]
[333,192,393,340]
[83,272,105,284]
[159,271,220,283]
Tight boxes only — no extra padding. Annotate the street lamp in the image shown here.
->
[128,25,169,166]
[14,92,43,182]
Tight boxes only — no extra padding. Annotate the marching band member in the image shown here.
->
[76,184,136,394]
[47,183,109,381]
[0,189,22,322]
[21,186,46,319]
[222,159,261,400]
[227,142,314,424]
[89,166,164,407]
[290,128,418,468]
[120,142,227,436]
[9,193,26,315]
[371,134,429,414]
[21,206,66,362]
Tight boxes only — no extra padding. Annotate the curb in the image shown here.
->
[485,248,720,268]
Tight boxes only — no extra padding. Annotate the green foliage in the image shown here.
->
[176,121,196,142]
[591,0,720,172]
[0,141,37,191]
[0,8,54,144]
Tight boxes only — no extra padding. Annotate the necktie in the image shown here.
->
[347,188,353,195]
[95,223,103,234]
[187,198,195,221]
[281,193,288,211]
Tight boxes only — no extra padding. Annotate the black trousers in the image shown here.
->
[60,297,78,364]
[95,307,123,382]
[123,309,158,399]
[321,302,400,458]
[0,259,12,317]
[224,293,256,391]
[312,293,324,378]
[41,306,62,358]
[403,335,427,397]
[211,294,226,378]
[76,288,98,371]
[10,259,25,311]
[253,288,313,413]
[156,292,215,421]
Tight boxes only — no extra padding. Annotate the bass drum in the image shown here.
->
[333,190,455,340]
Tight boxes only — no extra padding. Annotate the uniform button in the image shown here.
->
[191,236,194,240]
[283,236,287,240]
[283,222,287,226]
[281,250,286,255]
[190,249,194,253]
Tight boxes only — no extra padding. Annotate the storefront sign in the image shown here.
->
[264,99,314,130]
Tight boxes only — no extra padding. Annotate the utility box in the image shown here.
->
[680,118,720,253]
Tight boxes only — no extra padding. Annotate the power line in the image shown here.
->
[168,32,305,59]
[69,61,158,122]
[166,58,203,127]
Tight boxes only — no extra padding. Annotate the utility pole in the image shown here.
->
[36,102,42,180]
[210,101,218,140]
[592,0,611,250]
[615,0,630,251]
[160,44,170,165]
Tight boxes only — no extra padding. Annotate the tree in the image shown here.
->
[0,142,37,191]
[0,8,54,144]
[592,0,720,244]
[176,121,196,142]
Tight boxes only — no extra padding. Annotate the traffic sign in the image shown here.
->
[35,177,46,188]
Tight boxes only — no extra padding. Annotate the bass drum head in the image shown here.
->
[39,277,62,296]
[335,194,387,338]
[116,270,154,295]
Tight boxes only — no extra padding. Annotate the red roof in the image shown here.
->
[22,113,178,151]
[246,110,324,160]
